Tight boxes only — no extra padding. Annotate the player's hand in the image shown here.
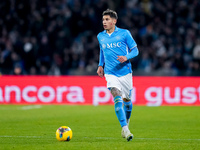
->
[97,66,104,78]
[117,56,127,63]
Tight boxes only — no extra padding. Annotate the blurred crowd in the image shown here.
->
[0,0,200,76]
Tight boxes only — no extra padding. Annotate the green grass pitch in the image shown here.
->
[0,105,199,150]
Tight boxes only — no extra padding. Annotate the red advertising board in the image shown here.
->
[0,76,199,106]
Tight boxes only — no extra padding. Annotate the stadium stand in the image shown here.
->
[0,0,199,76]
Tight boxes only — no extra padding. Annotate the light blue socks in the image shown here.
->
[114,96,127,127]
[123,100,132,121]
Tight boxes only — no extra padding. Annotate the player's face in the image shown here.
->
[102,15,116,30]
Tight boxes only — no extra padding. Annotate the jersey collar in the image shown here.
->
[114,26,119,32]
[103,26,119,34]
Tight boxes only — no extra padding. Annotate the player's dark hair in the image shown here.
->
[102,9,118,19]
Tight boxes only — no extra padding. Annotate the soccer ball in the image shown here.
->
[56,126,73,141]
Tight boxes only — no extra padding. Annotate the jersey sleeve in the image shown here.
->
[125,30,139,60]
[125,30,137,50]
[97,35,105,66]
[98,48,105,66]
[125,46,139,60]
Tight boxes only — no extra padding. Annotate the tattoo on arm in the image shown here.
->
[110,87,122,97]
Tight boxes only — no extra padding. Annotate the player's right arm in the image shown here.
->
[97,48,105,78]
[97,66,104,78]
[97,34,105,78]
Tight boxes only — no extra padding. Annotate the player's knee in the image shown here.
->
[110,87,121,97]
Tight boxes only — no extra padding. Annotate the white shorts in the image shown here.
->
[105,73,133,100]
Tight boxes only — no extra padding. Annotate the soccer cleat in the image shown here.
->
[124,130,133,141]
[121,119,130,138]
[121,128,133,141]
[121,128,125,138]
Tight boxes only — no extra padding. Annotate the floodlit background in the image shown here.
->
[0,0,199,76]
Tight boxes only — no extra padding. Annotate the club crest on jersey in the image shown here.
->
[116,36,121,40]
[102,42,121,49]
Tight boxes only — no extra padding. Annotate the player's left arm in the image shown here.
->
[117,30,139,63]
[125,46,139,60]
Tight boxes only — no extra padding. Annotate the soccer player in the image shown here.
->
[96,9,139,141]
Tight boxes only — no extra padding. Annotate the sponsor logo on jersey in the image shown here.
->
[102,42,121,49]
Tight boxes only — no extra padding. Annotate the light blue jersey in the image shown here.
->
[97,26,139,77]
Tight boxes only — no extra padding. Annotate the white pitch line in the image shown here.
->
[19,105,42,110]
[0,135,44,138]
[135,137,200,141]
[0,105,42,110]
[1,136,200,141]
[83,137,200,141]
